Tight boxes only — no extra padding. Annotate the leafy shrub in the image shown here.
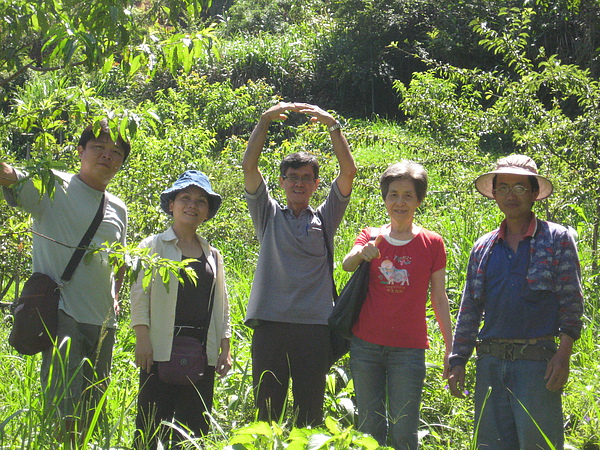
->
[197,24,322,106]
[221,0,326,35]
[315,0,600,118]
[393,71,485,146]
[150,74,278,142]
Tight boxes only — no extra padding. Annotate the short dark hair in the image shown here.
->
[279,152,319,179]
[492,174,540,193]
[380,161,428,202]
[78,119,131,163]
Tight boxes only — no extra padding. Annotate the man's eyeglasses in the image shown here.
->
[493,185,529,196]
[282,174,316,184]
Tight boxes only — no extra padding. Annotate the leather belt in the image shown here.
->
[174,325,205,340]
[476,340,556,362]
[487,336,555,345]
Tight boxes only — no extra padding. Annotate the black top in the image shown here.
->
[174,252,214,340]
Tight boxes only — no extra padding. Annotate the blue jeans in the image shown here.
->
[350,336,425,450]
[474,354,564,449]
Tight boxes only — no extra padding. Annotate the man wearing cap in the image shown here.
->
[1,120,129,435]
[448,155,583,449]
[242,102,356,427]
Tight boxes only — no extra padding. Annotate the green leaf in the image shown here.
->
[128,54,142,76]
[236,421,275,436]
[142,269,153,292]
[324,416,341,434]
[102,54,115,74]
[159,266,170,288]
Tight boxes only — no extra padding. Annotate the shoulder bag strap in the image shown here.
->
[316,211,339,302]
[318,216,380,305]
[60,193,108,282]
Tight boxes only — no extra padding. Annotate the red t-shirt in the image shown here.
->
[351,226,447,348]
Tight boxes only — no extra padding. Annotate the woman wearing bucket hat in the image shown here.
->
[130,170,231,449]
[448,155,583,449]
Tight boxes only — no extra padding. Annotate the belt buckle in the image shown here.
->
[503,343,516,361]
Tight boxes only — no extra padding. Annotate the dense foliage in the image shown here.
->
[209,0,600,117]
[395,7,600,273]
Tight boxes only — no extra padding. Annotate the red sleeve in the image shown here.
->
[430,232,447,274]
[353,227,372,246]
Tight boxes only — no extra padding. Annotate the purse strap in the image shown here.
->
[316,211,339,302]
[317,211,378,304]
[60,193,108,282]
[199,248,218,345]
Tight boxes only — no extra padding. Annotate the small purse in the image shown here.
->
[9,272,60,355]
[318,216,378,364]
[157,249,218,385]
[157,336,208,385]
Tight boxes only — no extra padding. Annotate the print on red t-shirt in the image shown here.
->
[351,226,446,348]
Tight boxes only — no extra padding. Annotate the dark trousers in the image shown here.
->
[134,364,215,449]
[251,321,331,427]
[41,310,115,422]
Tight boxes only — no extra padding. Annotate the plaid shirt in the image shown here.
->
[449,217,584,367]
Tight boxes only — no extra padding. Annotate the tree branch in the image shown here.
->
[0,64,33,89]
[0,59,88,89]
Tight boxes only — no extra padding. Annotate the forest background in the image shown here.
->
[0,0,599,448]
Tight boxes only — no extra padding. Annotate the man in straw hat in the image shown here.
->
[448,154,583,449]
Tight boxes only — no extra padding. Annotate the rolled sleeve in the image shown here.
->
[449,248,485,367]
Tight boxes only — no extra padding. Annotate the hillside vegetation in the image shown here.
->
[1,0,599,448]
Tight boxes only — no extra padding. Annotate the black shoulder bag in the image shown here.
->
[9,194,108,355]
[318,213,377,364]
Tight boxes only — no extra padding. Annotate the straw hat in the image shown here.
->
[474,155,553,200]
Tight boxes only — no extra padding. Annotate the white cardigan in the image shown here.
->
[130,227,231,365]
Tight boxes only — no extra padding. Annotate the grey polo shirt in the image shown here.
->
[244,180,350,327]
[3,170,127,328]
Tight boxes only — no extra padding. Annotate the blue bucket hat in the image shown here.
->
[160,170,222,220]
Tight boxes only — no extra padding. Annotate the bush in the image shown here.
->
[221,0,326,35]
[198,24,323,105]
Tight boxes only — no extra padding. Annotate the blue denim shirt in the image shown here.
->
[449,217,584,367]
[480,235,559,339]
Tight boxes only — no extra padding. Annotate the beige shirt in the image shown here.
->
[130,227,231,364]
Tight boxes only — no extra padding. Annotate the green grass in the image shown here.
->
[1,119,599,449]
